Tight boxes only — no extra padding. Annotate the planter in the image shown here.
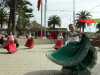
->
[36,36,43,39]
[18,36,26,38]
[46,37,53,39]
[92,38,100,40]
[0,35,5,38]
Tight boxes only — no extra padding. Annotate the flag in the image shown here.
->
[78,19,100,23]
[37,0,41,11]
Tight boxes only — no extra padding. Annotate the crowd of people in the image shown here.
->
[0,24,98,75]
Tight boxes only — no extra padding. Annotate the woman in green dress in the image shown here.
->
[46,24,97,75]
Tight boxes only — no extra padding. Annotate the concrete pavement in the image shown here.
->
[0,44,100,75]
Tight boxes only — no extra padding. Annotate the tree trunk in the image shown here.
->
[8,9,12,29]
[53,24,55,30]
[1,16,2,28]
[80,27,81,32]
[12,0,16,34]
[82,23,85,32]
[0,20,3,34]
[1,21,3,28]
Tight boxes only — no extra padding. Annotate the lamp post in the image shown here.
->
[73,0,75,25]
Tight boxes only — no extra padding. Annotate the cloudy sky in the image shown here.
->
[27,0,100,32]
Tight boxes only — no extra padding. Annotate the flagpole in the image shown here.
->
[41,0,43,37]
[73,0,75,25]
[44,0,46,38]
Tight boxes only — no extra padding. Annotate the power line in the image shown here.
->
[90,4,100,11]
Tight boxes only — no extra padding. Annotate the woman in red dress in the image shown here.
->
[1,31,18,53]
[25,32,34,49]
[53,33,64,50]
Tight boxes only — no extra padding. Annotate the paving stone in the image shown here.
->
[0,44,100,75]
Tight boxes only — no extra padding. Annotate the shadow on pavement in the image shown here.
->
[47,50,55,52]
[27,50,55,53]
[0,52,9,54]
[38,50,55,52]
[27,51,37,52]
[40,48,53,49]
[24,70,66,75]
[18,48,29,50]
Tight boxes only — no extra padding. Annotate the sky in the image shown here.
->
[24,0,100,32]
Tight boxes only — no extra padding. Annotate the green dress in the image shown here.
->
[46,32,97,75]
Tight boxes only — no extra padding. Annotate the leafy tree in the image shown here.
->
[29,20,44,31]
[48,15,61,30]
[0,9,8,28]
[75,10,92,32]
[16,0,33,30]
[0,0,33,32]
[0,0,11,28]
[0,0,17,32]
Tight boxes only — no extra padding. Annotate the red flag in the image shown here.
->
[37,0,41,11]
[78,19,86,22]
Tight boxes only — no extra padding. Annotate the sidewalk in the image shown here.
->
[0,44,100,75]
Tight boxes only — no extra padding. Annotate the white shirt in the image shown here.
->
[57,36,63,40]
[28,35,31,38]
[68,36,79,42]
[9,35,14,41]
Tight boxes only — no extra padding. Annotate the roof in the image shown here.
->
[46,28,68,32]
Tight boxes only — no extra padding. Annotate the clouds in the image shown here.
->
[28,0,100,32]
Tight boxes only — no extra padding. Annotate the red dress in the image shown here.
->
[25,36,34,48]
[53,36,64,50]
[1,35,18,53]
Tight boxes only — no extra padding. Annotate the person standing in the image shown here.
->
[0,31,18,53]
[50,32,51,37]
[46,24,97,75]
[5,32,8,38]
[46,32,50,37]
[19,31,22,35]
[0,36,6,45]
[35,31,37,39]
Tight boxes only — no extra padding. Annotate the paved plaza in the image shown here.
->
[0,44,100,75]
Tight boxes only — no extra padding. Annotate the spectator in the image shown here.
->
[31,32,34,36]
[0,36,6,45]
[5,32,8,38]
[35,31,37,38]
[46,32,50,37]
[20,31,22,35]
[26,32,29,38]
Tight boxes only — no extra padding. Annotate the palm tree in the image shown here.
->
[48,15,61,30]
[0,9,8,28]
[76,10,92,32]
[75,20,82,31]
[96,23,100,33]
